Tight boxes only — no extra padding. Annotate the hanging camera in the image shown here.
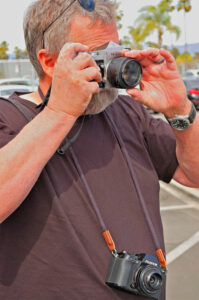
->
[89,42,142,89]
[106,251,166,300]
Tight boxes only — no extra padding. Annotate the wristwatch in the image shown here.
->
[166,102,197,130]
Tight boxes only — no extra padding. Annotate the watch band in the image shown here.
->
[166,102,197,131]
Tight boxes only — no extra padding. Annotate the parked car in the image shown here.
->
[183,77,199,110]
[0,85,33,98]
[0,77,38,91]
[183,69,199,78]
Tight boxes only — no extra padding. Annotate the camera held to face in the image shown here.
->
[89,42,142,89]
[106,251,166,299]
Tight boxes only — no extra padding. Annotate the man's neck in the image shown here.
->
[20,91,42,105]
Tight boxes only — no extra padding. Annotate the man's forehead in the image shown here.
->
[95,42,110,50]
[68,15,119,50]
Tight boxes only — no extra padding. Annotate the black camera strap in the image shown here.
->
[38,85,52,110]
[66,111,167,269]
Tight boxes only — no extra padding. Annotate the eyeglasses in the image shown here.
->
[42,0,97,49]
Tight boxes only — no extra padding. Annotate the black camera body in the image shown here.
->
[106,251,166,300]
[89,42,142,89]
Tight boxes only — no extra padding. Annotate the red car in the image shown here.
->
[183,77,199,110]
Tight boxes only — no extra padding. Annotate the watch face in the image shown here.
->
[167,102,196,130]
[170,119,190,130]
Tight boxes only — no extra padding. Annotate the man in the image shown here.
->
[0,0,199,299]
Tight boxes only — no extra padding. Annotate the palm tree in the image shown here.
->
[176,0,191,12]
[135,0,180,48]
[115,1,123,30]
[14,47,28,59]
[122,26,149,50]
[163,0,191,12]
[176,0,192,53]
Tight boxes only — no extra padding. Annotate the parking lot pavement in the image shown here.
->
[160,182,199,300]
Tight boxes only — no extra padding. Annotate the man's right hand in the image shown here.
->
[48,43,102,118]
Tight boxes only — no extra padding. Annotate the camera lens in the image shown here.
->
[137,266,163,295]
[148,273,162,290]
[107,57,142,89]
[122,59,142,88]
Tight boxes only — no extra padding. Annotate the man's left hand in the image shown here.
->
[122,48,190,117]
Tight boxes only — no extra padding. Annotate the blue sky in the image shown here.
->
[0,0,198,52]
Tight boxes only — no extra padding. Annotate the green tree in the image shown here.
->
[176,52,193,64]
[173,51,193,73]
[170,47,180,58]
[23,49,28,57]
[135,0,180,48]
[176,0,191,12]
[176,0,191,54]
[0,41,9,59]
[14,46,23,59]
[165,0,191,12]
[14,47,28,59]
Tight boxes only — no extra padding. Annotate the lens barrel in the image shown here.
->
[107,57,142,89]
[138,266,163,295]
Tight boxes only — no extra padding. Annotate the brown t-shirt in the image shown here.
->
[0,93,178,300]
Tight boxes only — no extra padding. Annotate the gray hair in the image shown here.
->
[23,0,116,78]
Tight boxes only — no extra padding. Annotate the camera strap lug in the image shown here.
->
[111,249,118,257]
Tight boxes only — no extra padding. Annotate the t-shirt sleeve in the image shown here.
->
[140,106,178,183]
